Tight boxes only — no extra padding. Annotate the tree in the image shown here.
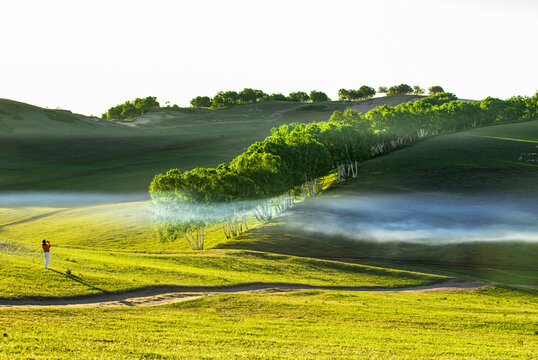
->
[190,96,212,108]
[338,89,351,101]
[238,88,257,104]
[358,85,376,99]
[378,86,388,94]
[121,102,138,119]
[133,96,160,114]
[212,91,239,107]
[211,94,226,108]
[387,84,413,96]
[269,93,289,101]
[428,86,445,95]
[309,90,329,102]
[103,96,160,120]
[413,86,425,95]
[253,89,268,102]
[288,91,309,102]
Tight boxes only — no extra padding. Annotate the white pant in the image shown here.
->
[44,252,50,269]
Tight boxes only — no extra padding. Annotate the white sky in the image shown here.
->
[1,0,537,116]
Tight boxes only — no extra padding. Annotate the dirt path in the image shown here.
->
[0,279,490,309]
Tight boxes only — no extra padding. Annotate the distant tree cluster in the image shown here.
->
[338,86,376,101]
[428,86,445,95]
[189,88,330,108]
[101,85,448,120]
[150,91,538,249]
[375,84,444,97]
[102,96,160,120]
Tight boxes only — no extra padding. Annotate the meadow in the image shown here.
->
[0,97,416,192]
[0,98,536,359]
[219,120,538,283]
[0,287,536,359]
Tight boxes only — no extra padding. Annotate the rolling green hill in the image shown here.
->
[0,96,422,193]
[1,100,536,360]
[218,120,538,283]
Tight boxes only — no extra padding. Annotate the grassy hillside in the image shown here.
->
[0,96,420,193]
[1,287,536,359]
[0,243,442,298]
[1,120,536,286]
[218,120,538,282]
[1,100,536,360]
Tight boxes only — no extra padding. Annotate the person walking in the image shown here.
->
[42,239,51,269]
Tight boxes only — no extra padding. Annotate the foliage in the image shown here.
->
[413,85,425,95]
[190,96,212,108]
[288,91,310,102]
[339,86,376,101]
[378,86,388,93]
[102,96,160,120]
[428,85,445,95]
[309,90,329,102]
[151,91,538,247]
[268,93,289,101]
[212,91,239,108]
[387,83,414,96]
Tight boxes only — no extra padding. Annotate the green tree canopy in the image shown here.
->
[413,86,425,95]
[190,96,212,108]
[269,93,289,101]
[309,90,329,102]
[238,88,257,104]
[428,86,445,95]
[103,96,160,120]
[387,84,413,96]
[288,91,310,102]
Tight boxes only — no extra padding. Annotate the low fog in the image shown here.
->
[2,191,537,245]
[0,192,147,207]
[285,193,538,244]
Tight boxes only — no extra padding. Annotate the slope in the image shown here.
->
[0,96,421,193]
[217,120,538,283]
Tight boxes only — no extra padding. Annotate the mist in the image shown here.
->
[0,191,148,207]
[284,193,538,244]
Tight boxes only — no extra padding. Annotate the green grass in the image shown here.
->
[0,287,536,359]
[0,244,442,298]
[0,97,416,193]
[1,101,537,359]
[217,121,538,283]
[345,120,538,194]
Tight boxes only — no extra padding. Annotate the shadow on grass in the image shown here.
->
[48,269,108,293]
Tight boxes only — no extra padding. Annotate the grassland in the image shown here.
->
[0,241,443,299]
[0,287,536,359]
[0,96,418,193]
[1,120,536,290]
[1,99,536,359]
[218,120,538,283]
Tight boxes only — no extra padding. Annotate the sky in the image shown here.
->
[1,0,537,116]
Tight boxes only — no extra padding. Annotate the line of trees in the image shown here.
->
[150,91,538,249]
[101,85,448,119]
[102,96,160,120]
[190,89,331,108]
[376,84,443,96]
[338,86,376,101]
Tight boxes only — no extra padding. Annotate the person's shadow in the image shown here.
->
[48,269,108,293]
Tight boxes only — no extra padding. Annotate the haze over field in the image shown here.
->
[285,194,538,244]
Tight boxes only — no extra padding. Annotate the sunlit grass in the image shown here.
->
[0,244,443,298]
[0,287,535,359]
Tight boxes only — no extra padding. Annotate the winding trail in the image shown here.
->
[0,279,490,309]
